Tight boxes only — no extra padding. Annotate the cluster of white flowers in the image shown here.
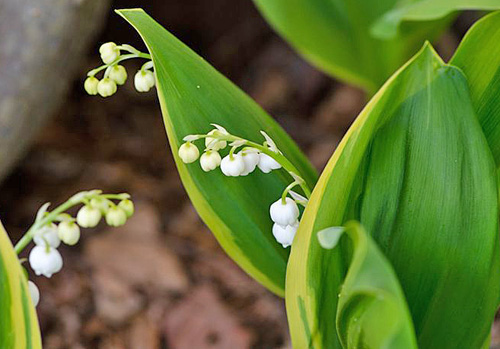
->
[25,191,134,307]
[179,124,309,248]
[84,42,155,98]
[178,124,282,177]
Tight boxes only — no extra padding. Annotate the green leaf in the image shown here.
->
[286,43,500,348]
[372,1,500,39]
[450,11,500,167]
[318,222,417,349]
[117,9,318,297]
[0,221,42,348]
[252,0,451,93]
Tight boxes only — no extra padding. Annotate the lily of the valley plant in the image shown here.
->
[3,1,500,348]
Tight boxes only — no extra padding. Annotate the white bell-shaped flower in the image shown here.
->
[178,142,200,163]
[84,76,99,95]
[221,154,245,176]
[258,153,281,173]
[272,221,299,248]
[200,150,222,172]
[99,42,120,64]
[28,281,40,307]
[109,65,127,85]
[134,69,155,92]
[97,78,117,97]
[270,197,300,226]
[105,207,128,227]
[29,245,63,278]
[205,130,227,151]
[33,224,61,248]
[76,205,102,228]
[240,149,260,176]
[57,221,81,246]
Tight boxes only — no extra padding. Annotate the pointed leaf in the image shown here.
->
[286,44,500,348]
[252,0,451,93]
[117,9,318,296]
[319,222,417,349]
[373,1,500,39]
[0,221,42,348]
[450,11,500,167]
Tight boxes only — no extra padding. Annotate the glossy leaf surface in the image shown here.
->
[450,11,500,167]
[373,1,500,39]
[320,222,417,349]
[252,0,450,93]
[0,221,41,348]
[286,44,500,348]
[118,9,318,296]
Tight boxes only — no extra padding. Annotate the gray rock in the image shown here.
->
[0,0,111,181]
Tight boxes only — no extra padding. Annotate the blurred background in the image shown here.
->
[0,1,494,348]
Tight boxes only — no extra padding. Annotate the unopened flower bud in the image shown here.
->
[178,142,200,163]
[29,245,63,278]
[105,207,127,227]
[258,153,281,173]
[57,221,81,246]
[28,281,40,307]
[134,69,155,92]
[205,130,227,151]
[118,199,134,218]
[90,197,110,214]
[272,221,299,248]
[109,65,127,85]
[200,151,222,172]
[221,154,245,177]
[33,223,61,248]
[97,78,117,97]
[84,76,99,95]
[270,197,300,226]
[240,149,260,176]
[76,205,102,228]
[99,42,120,64]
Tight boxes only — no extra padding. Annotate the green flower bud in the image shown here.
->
[118,199,134,218]
[84,76,99,95]
[90,197,110,214]
[57,221,81,246]
[105,207,127,227]
[109,65,128,85]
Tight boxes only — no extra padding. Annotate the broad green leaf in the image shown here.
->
[372,1,500,39]
[318,222,417,349]
[252,0,451,93]
[0,221,42,348]
[450,11,500,167]
[286,43,500,348]
[117,9,318,297]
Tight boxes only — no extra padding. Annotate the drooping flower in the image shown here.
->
[109,65,128,85]
[84,76,99,95]
[134,69,155,92]
[99,42,120,64]
[240,149,260,176]
[29,246,63,278]
[105,207,128,227]
[205,130,227,151]
[258,153,281,173]
[118,199,135,218]
[57,221,81,246]
[76,205,102,228]
[33,224,61,248]
[97,78,117,97]
[178,142,200,163]
[270,197,299,226]
[221,154,245,176]
[200,150,222,172]
[28,281,40,307]
[272,221,299,248]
